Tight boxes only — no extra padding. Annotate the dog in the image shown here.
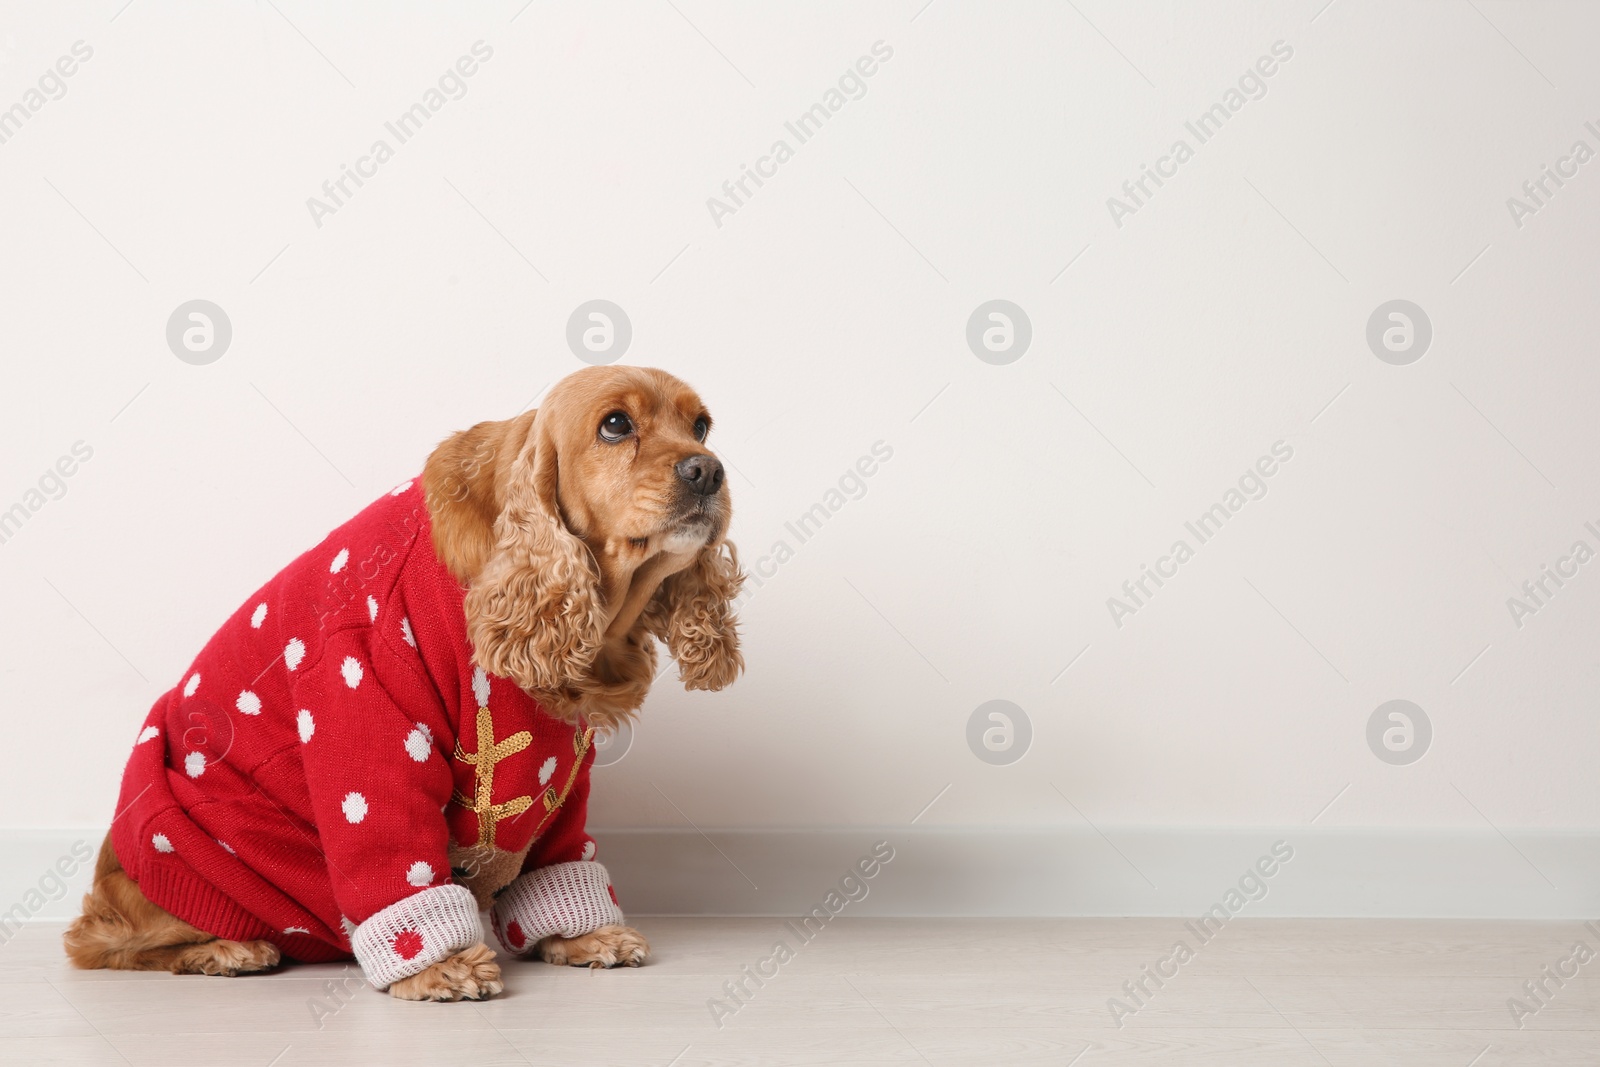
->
[64,365,742,1001]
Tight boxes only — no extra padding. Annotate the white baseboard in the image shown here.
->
[597,828,1600,919]
[5,827,1596,923]
[0,829,104,925]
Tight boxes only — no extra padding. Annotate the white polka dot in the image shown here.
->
[185,752,206,778]
[284,926,310,935]
[183,673,200,697]
[297,709,315,743]
[471,667,491,708]
[581,840,596,861]
[151,833,174,853]
[330,548,349,573]
[341,656,363,689]
[284,638,306,671]
[342,792,368,823]
[367,595,379,622]
[400,617,415,647]
[250,602,268,628]
[217,840,235,855]
[136,726,160,745]
[404,724,432,762]
[236,690,261,716]
[391,481,413,496]
[406,861,434,887]
[538,755,556,785]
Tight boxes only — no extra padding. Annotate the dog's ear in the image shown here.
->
[454,412,607,693]
[644,540,744,691]
[423,416,517,585]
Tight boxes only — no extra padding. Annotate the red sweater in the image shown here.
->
[112,479,623,988]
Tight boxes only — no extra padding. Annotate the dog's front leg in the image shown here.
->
[385,942,503,1001]
[537,924,650,969]
[490,860,648,969]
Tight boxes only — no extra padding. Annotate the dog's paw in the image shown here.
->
[538,924,650,969]
[172,938,280,977]
[387,942,503,1001]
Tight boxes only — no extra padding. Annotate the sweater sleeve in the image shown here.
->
[489,762,623,955]
[291,625,481,989]
[529,763,598,868]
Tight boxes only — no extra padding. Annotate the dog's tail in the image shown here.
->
[63,832,135,968]
[62,833,203,970]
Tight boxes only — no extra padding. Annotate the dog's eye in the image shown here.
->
[693,417,709,442]
[599,411,633,443]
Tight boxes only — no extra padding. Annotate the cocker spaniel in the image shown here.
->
[65,365,742,1001]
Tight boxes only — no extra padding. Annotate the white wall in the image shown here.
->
[2,1,1597,914]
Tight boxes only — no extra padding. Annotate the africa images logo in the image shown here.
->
[1105,40,1293,228]
[706,41,894,228]
[0,40,93,149]
[305,42,494,228]
[1106,441,1293,627]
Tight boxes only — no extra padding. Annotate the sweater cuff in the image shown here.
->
[490,861,624,956]
[352,884,484,990]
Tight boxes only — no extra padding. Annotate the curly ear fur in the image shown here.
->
[462,416,606,694]
[535,631,658,732]
[645,541,744,691]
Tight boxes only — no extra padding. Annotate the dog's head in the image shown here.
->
[423,366,743,723]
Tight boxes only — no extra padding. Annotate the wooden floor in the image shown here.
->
[2,918,1596,1065]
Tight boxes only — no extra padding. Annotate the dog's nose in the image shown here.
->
[675,454,724,496]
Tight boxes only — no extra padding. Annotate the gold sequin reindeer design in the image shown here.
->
[450,668,594,850]
[452,703,534,850]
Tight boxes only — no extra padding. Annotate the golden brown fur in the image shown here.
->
[63,832,281,976]
[67,365,742,1000]
[427,364,742,730]
[387,943,503,1001]
[536,924,649,968]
